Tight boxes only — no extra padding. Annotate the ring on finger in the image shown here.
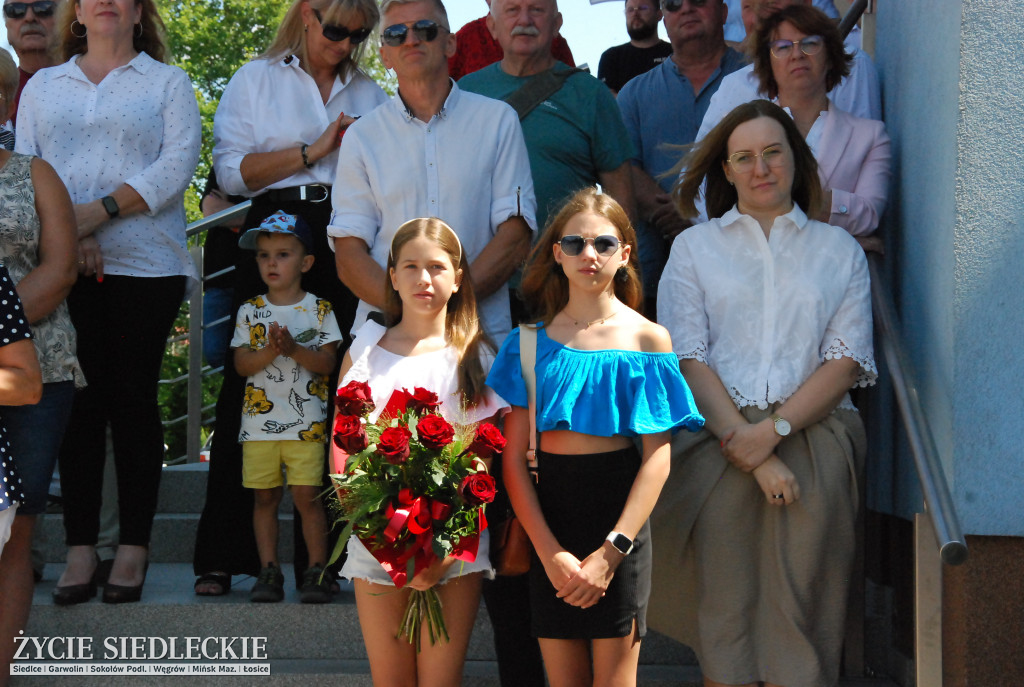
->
[772,493,784,499]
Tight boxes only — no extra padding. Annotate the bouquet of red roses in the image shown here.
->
[329,380,506,650]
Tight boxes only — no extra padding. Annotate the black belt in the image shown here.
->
[263,184,331,204]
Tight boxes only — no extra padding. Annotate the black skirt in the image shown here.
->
[529,446,651,639]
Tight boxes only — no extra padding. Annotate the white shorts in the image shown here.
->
[341,530,494,585]
[0,504,18,559]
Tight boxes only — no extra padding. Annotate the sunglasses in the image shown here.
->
[312,9,371,44]
[557,235,622,257]
[381,19,442,47]
[3,0,56,19]
[660,0,709,12]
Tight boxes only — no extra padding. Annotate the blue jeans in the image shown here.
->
[202,286,235,369]
[0,381,75,515]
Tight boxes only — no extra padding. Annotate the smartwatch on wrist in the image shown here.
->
[606,531,634,556]
[100,195,120,219]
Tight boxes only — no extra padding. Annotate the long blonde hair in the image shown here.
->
[262,0,378,81]
[384,218,493,406]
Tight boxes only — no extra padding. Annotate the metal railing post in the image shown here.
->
[186,244,205,462]
[915,512,944,687]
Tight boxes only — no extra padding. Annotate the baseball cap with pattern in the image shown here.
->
[238,210,314,252]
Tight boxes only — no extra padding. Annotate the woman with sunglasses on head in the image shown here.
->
[653,99,875,687]
[752,4,890,246]
[194,0,387,597]
[487,187,703,687]
[15,0,200,605]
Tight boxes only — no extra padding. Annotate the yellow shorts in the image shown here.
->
[242,440,325,489]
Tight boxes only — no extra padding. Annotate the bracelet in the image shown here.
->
[300,144,313,169]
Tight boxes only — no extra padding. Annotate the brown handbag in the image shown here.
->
[490,325,540,577]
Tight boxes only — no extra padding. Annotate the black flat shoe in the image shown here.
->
[52,582,97,606]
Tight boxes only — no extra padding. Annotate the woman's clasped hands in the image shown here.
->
[544,545,622,610]
[720,420,801,506]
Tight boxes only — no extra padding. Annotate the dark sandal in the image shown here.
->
[194,572,231,596]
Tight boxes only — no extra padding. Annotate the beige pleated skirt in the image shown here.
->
[649,406,866,687]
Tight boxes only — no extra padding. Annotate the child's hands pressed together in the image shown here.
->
[269,323,298,357]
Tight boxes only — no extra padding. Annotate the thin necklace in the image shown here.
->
[563,307,620,330]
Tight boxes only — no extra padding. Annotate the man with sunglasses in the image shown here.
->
[328,0,535,346]
[695,0,880,143]
[617,0,745,318]
[597,0,673,96]
[2,0,58,126]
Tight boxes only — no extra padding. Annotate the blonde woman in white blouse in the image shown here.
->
[195,0,387,597]
[15,0,200,604]
[651,100,876,687]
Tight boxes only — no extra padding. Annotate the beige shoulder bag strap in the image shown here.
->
[519,325,539,478]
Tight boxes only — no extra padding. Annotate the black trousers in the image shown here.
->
[59,274,185,546]
[193,193,355,579]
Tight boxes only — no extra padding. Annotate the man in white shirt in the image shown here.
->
[697,0,880,143]
[328,0,535,343]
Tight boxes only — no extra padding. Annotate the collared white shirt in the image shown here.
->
[696,44,881,144]
[658,205,876,411]
[16,52,201,279]
[213,57,388,197]
[327,82,537,343]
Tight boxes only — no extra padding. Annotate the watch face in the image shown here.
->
[611,533,632,554]
[775,417,791,436]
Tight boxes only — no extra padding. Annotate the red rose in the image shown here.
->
[333,414,367,454]
[467,422,507,460]
[406,387,441,414]
[336,380,375,417]
[460,473,497,505]
[416,414,455,450]
[377,426,412,464]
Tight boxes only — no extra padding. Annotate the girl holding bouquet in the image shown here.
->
[336,217,507,686]
[486,187,704,687]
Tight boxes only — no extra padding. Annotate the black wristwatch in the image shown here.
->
[101,195,120,219]
[605,531,634,555]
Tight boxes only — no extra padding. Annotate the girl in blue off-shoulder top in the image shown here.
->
[487,188,703,687]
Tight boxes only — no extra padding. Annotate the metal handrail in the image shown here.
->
[185,200,251,239]
[838,0,869,39]
[867,254,968,566]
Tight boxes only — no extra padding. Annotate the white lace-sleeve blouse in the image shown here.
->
[658,204,876,411]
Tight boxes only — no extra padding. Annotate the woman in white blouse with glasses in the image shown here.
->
[16,0,200,604]
[652,100,876,687]
[194,0,387,597]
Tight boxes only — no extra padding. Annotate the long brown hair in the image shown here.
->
[56,0,169,63]
[520,187,642,326]
[384,218,493,406]
[673,99,823,220]
[752,4,852,99]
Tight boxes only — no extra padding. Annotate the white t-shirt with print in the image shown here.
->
[231,291,342,443]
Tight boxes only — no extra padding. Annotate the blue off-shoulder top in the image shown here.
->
[487,326,705,437]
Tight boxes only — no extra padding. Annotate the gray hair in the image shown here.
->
[380,0,450,31]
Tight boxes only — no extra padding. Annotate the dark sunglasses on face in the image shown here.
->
[3,0,56,19]
[660,0,709,12]
[558,235,622,257]
[381,19,442,47]
[312,9,371,44]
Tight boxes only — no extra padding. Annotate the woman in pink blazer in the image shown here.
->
[752,4,891,240]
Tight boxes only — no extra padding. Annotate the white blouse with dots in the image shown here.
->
[15,52,201,280]
[0,265,29,514]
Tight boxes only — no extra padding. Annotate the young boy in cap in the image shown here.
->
[231,211,341,603]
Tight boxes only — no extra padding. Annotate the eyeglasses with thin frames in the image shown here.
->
[769,35,824,59]
[725,145,788,174]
